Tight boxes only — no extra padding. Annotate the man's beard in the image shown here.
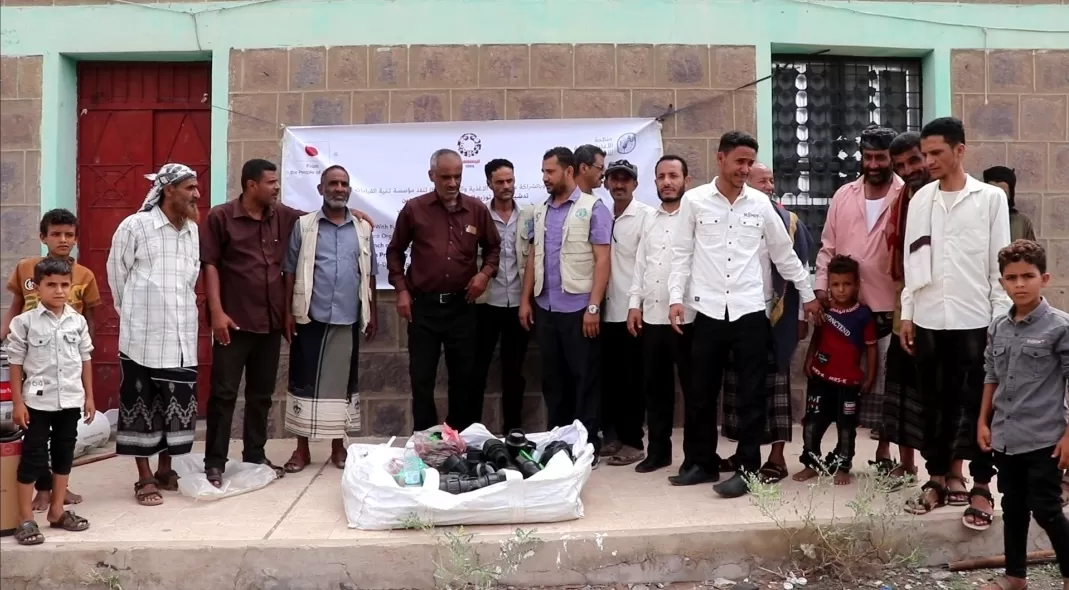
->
[864,168,892,185]
[658,191,681,203]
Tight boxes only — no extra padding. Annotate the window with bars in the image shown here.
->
[771,55,923,264]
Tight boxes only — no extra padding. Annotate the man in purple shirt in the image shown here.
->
[519,147,612,463]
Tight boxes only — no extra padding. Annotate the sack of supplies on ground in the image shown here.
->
[341,420,594,530]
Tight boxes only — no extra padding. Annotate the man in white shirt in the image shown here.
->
[600,160,652,466]
[900,117,1011,529]
[627,155,693,474]
[668,132,822,498]
[107,163,202,508]
[472,159,530,434]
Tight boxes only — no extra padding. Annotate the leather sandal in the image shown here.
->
[906,481,948,515]
[963,487,995,532]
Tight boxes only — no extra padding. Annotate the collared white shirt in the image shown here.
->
[107,206,200,369]
[668,179,815,321]
[629,203,696,325]
[4,304,92,411]
[485,200,522,308]
[901,175,1011,330]
[605,198,652,323]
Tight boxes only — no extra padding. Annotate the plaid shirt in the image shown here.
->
[107,206,200,369]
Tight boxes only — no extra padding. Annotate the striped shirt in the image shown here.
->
[106,206,200,369]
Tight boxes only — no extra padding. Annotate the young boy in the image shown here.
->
[978,240,1069,590]
[6,258,95,545]
[794,255,878,486]
[1,208,99,512]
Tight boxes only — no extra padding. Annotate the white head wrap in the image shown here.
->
[140,163,196,212]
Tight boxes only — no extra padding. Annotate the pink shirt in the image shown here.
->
[814,176,904,313]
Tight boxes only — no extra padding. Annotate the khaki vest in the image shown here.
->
[530,192,599,297]
[292,212,374,330]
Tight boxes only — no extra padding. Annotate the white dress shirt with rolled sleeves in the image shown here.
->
[629,203,697,325]
[604,198,652,323]
[668,179,815,321]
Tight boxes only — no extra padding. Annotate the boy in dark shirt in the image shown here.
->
[978,240,1069,590]
[794,255,877,486]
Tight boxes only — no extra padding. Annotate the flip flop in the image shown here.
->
[606,446,645,467]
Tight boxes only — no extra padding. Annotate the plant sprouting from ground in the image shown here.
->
[432,526,543,590]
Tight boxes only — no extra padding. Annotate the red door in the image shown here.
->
[76,62,213,414]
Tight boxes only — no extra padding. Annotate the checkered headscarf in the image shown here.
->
[140,163,196,212]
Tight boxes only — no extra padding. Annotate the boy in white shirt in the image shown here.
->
[6,258,95,545]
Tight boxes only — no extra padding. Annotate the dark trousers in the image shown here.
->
[687,311,770,473]
[536,306,602,453]
[643,322,693,460]
[801,377,861,472]
[914,326,995,483]
[204,330,283,470]
[18,407,81,485]
[601,321,645,450]
[409,294,477,432]
[994,447,1069,579]
[473,304,530,434]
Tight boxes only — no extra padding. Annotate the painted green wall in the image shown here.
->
[2,0,1066,211]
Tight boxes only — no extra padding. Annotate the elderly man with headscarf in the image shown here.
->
[814,124,904,460]
[106,163,203,508]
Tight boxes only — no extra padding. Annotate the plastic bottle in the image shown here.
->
[402,441,424,486]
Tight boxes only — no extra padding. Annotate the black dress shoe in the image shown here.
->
[668,465,719,486]
[713,472,750,498]
[635,455,672,474]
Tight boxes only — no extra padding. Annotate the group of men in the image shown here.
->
[96,114,1042,517]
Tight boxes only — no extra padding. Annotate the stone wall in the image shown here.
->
[0,56,43,310]
[226,43,757,436]
[952,49,1069,307]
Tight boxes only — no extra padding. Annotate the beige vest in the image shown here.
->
[292,212,374,330]
[530,192,599,297]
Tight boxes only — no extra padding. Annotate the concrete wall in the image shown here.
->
[1,0,1067,437]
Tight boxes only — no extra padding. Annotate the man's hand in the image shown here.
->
[351,209,375,229]
[466,272,489,302]
[1054,435,1069,470]
[519,302,534,331]
[669,304,687,335]
[12,403,28,429]
[861,378,874,395]
[978,422,993,453]
[364,314,378,341]
[803,299,824,325]
[84,398,96,424]
[396,290,413,323]
[804,358,814,378]
[797,320,809,341]
[583,310,600,339]
[284,313,296,343]
[814,289,830,309]
[211,310,238,346]
[627,309,643,337]
[900,320,915,355]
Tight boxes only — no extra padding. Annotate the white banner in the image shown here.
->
[281,118,664,289]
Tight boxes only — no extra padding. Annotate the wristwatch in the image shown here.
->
[587,304,600,315]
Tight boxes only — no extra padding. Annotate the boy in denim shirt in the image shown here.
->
[978,240,1069,590]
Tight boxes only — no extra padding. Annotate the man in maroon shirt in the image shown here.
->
[200,159,373,486]
[386,149,502,431]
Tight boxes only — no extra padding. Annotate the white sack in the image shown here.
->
[172,453,277,501]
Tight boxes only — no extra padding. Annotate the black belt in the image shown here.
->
[413,291,466,305]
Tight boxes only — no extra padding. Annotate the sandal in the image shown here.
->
[284,451,310,474]
[946,474,970,506]
[606,446,646,467]
[134,477,164,507]
[154,469,180,492]
[205,467,224,488]
[906,481,948,515]
[599,440,623,458]
[869,458,896,476]
[886,464,920,492]
[758,461,789,483]
[47,510,89,532]
[980,575,1027,590]
[257,459,285,479]
[963,487,995,532]
[15,520,44,545]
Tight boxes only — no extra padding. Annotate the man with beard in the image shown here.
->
[600,160,652,466]
[626,155,693,474]
[668,132,821,498]
[472,159,530,434]
[900,117,1010,532]
[877,132,929,486]
[574,144,606,195]
[388,150,501,432]
[519,147,612,464]
[815,124,902,450]
[283,166,379,470]
[983,166,1037,242]
[719,163,813,483]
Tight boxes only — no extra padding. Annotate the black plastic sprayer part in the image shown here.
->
[513,449,542,479]
[439,472,508,494]
[539,440,573,466]
[482,439,512,469]
[439,454,471,475]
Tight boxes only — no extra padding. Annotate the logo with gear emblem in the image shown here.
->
[457,133,482,158]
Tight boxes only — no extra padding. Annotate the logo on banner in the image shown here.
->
[616,133,637,155]
[457,133,482,158]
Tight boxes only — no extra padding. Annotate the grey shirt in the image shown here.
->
[486,202,522,308]
[984,298,1069,455]
[283,209,378,326]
